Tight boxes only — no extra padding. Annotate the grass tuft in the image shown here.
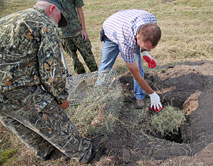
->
[150,106,186,136]
[0,148,18,165]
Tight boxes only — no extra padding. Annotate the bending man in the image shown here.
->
[98,9,163,111]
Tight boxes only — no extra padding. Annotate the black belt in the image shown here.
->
[100,29,108,42]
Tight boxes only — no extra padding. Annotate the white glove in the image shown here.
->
[149,91,163,112]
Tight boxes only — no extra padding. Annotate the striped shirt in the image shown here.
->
[103,9,157,63]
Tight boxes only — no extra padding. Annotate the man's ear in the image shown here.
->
[49,5,55,14]
[136,33,141,45]
[136,33,140,42]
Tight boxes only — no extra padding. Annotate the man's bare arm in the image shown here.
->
[77,7,88,40]
[126,61,154,94]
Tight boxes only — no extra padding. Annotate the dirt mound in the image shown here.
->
[95,60,213,166]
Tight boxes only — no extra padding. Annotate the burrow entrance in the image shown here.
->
[102,61,213,163]
[119,66,208,146]
[145,98,190,144]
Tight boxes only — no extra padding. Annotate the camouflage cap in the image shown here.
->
[37,0,67,27]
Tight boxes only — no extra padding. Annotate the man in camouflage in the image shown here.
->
[59,0,98,74]
[0,0,96,163]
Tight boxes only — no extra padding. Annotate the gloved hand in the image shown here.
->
[60,100,69,110]
[142,51,156,69]
[149,92,163,112]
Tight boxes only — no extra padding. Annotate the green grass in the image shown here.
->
[0,0,34,18]
[83,0,213,71]
[0,147,19,165]
[0,127,22,166]
[1,0,212,72]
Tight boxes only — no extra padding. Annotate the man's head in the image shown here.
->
[35,0,67,26]
[136,23,161,52]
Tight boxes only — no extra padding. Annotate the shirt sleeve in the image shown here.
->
[37,25,68,104]
[119,41,136,63]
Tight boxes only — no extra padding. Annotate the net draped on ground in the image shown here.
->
[64,70,186,138]
[65,70,124,137]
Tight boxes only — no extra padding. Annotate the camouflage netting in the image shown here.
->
[64,69,187,139]
[65,70,124,137]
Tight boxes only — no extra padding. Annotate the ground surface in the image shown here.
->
[1,60,213,166]
[1,0,213,165]
[94,60,213,166]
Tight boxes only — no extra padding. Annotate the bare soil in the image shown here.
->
[94,60,213,166]
[1,60,213,166]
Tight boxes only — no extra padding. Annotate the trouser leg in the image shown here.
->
[75,35,98,72]
[33,101,93,163]
[71,51,86,74]
[96,38,119,85]
[133,46,146,100]
[98,38,119,72]
[0,113,54,159]
[1,87,93,163]
[62,37,86,74]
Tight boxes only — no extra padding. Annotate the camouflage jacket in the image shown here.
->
[58,0,84,38]
[0,7,68,104]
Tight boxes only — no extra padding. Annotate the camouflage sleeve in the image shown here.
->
[37,25,68,104]
[75,0,84,8]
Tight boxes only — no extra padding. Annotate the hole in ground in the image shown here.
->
[145,100,191,144]
[146,122,184,143]
[158,128,183,143]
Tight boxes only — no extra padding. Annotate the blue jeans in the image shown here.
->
[98,38,145,100]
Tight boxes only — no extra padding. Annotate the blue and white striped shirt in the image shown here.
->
[103,9,157,63]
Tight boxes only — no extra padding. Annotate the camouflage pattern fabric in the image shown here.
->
[0,114,55,159]
[0,7,93,163]
[62,34,98,74]
[59,0,84,38]
[0,7,68,104]
[58,0,98,74]
[0,86,92,163]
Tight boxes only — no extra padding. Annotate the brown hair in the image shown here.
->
[137,23,161,47]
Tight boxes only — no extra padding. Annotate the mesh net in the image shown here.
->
[65,70,124,137]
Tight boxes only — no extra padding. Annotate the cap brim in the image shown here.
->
[37,0,67,27]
